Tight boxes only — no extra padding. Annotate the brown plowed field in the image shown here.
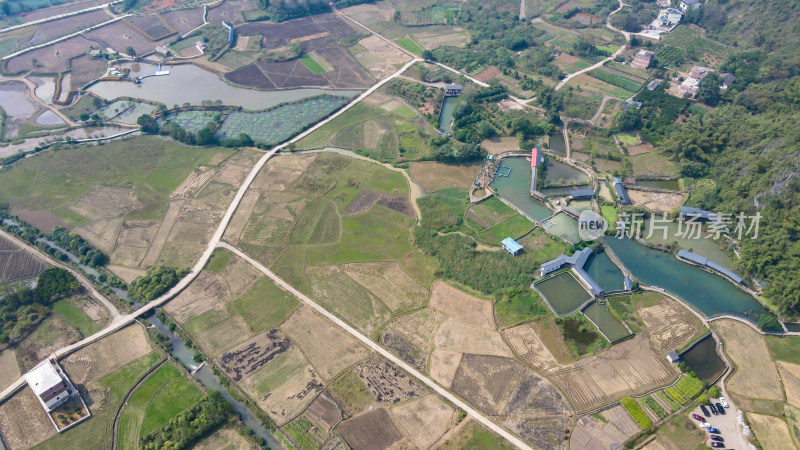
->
[355,358,425,404]
[430,349,462,388]
[0,238,48,284]
[12,211,70,232]
[715,319,784,402]
[0,387,57,449]
[390,394,454,448]
[778,362,800,408]
[339,408,403,450]
[504,416,566,450]
[409,162,480,192]
[218,329,292,382]
[306,395,342,431]
[501,322,560,372]
[429,281,495,329]
[342,262,427,311]
[434,317,512,357]
[61,324,151,384]
[639,299,703,351]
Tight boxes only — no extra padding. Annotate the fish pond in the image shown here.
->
[163,110,219,132]
[605,237,771,324]
[437,96,460,134]
[541,212,580,244]
[568,199,593,213]
[635,179,681,191]
[542,159,590,187]
[88,63,361,110]
[548,133,567,156]
[216,96,349,144]
[489,156,553,221]
[535,271,591,316]
[642,220,738,272]
[583,301,631,343]
[679,334,725,383]
[584,250,625,292]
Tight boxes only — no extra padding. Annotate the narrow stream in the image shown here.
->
[145,314,284,449]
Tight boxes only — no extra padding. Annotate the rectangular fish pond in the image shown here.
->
[583,250,625,292]
[582,301,631,343]
[548,133,567,156]
[162,110,219,132]
[216,96,350,145]
[679,334,725,383]
[642,220,738,271]
[635,179,681,191]
[541,212,580,244]
[437,96,460,134]
[535,271,592,316]
[606,237,777,328]
[489,156,553,222]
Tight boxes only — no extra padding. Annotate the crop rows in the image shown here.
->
[588,69,642,93]
[642,395,668,419]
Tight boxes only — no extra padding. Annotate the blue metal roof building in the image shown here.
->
[539,248,603,296]
[614,178,630,205]
[501,237,523,255]
[677,249,743,284]
[222,21,235,44]
[569,189,595,199]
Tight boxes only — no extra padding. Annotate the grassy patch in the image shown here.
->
[439,420,512,449]
[588,68,643,93]
[205,248,233,273]
[606,294,645,333]
[141,375,203,435]
[51,298,101,336]
[418,187,469,232]
[233,278,299,333]
[329,370,374,415]
[600,205,618,229]
[475,214,535,245]
[658,390,680,411]
[283,418,322,450]
[395,37,425,55]
[675,374,704,399]
[615,132,641,146]
[766,335,800,365]
[495,290,551,329]
[300,54,327,74]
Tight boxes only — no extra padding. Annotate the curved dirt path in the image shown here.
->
[218,242,534,450]
[3,76,77,126]
[554,0,630,91]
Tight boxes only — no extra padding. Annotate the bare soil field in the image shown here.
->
[390,394,454,448]
[0,349,20,390]
[600,405,641,440]
[504,416,567,450]
[110,220,160,267]
[409,161,480,192]
[480,136,519,154]
[451,354,568,418]
[502,322,560,372]
[138,200,184,267]
[430,349,462,388]
[0,238,48,285]
[778,362,800,408]
[306,394,342,431]
[11,211,70,232]
[61,324,151,384]
[548,333,678,412]
[125,14,176,40]
[748,413,793,450]
[224,64,276,89]
[639,299,703,351]
[429,281,495,329]
[72,293,110,324]
[353,35,412,79]
[281,306,370,380]
[338,408,404,450]
[68,54,109,89]
[342,189,415,218]
[6,36,93,74]
[627,189,687,212]
[218,329,292,382]
[74,217,123,254]
[160,8,205,35]
[193,426,253,450]
[627,143,657,156]
[108,264,144,284]
[570,415,628,450]
[342,262,427,311]
[382,308,444,370]
[715,319,784,402]
[84,21,172,56]
[245,345,323,425]
[0,386,57,449]
[475,66,502,83]
[16,315,81,372]
[434,317,513,357]
[355,357,425,404]
[172,167,216,199]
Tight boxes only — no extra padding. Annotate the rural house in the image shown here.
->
[679,0,702,11]
[444,83,463,96]
[657,0,671,6]
[720,72,736,89]
[632,49,655,70]
[647,79,662,90]
[501,237,523,255]
[25,361,73,412]
[679,66,713,97]
[667,351,680,363]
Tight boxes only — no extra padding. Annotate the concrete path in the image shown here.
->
[0,230,120,319]
[218,243,534,450]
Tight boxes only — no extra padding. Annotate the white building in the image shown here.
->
[680,0,702,11]
[25,361,72,412]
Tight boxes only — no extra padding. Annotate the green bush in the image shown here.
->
[142,392,230,450]
[620,397,652,430]
[675,374,704,399]
[130,266,189,302]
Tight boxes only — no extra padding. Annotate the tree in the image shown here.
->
[421,49,434,61]
[125,46,135,56]
[137,114,159,134]
[757,313,780,331]
[707,386,721,398]
[697,72,722,106]
[79,113,90,121]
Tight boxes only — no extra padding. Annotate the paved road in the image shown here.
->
[0,230,120,319]
[0,57,421,402]
[0,1,119,34]
[218,243,535,450]
[554,0,630,91]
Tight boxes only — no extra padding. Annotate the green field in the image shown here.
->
[328,369,374,415]
[588,68,643,93]
[439,420,512,449]
[395,37,425,55]
[615,132,641,146]
[205,249,234,273]
[117,363,203,450]
[36,352,162,450]
[766,335,800,365]
[662,25,733,61]
[233,278,299,333]
[51,298,102,336]
[301,54,327,74]
[0,136,230,226]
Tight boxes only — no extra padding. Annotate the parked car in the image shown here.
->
[700,405,710,417]
[709,403,718,415]
[708,427,721,434]
[710,442,725,448]
[716,403,726,415]
[692,414,704,421]
[710,435,724,442]
[720,397,729,408]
